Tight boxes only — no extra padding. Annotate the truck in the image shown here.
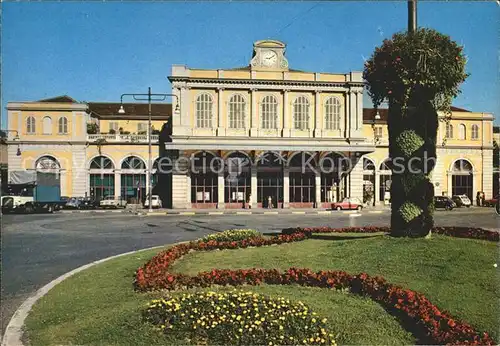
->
[1,171,65,214]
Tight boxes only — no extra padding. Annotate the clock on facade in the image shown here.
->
[261,50,278,67]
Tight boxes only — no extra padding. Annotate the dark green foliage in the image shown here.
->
[364,28,468,237]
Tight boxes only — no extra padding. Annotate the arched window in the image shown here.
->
[325,97,341,130]
[42,116,52,135]
[446,123,453,139]
[471,124,479,140]
[363,158,375,171]
[458,123,466,140]
[228,94,246,129]
[452,159,473,173]
[36,155,60,171]
[380,159,391,171]
[121,156,146,169]
[261,95,278,129]
[58,117,68,134]
[90,156,114,169]
[195,94,213,128]
[293,96,309,130]
[26,116,36,134]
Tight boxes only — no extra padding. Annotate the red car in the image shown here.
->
[332,197,363,211]
[484,195,498,207]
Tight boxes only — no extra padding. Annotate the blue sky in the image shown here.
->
[1,1,498,128]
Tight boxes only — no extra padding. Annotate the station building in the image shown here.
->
[4,40,496,208]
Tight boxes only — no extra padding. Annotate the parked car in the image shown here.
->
[434,196,456,210]
[144,195,162,209]
[80,197,100,209]
[65,197,83,209]
[99,196,127,209]
[452,195,471,208]
[483,195,498,207]
[332,197,363,211]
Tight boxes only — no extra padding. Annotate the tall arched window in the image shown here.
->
[195,93,213,128]
[58,116,68,134]
[471,124,479,140]
[325,97,341,130]
[42,116,52,135]
[293,96,309,130]
[446,123,453,139]
[458,123,466,140]
[261,95,278,129]
[90,156,114,169]
[26,116,36,134]
[228,94,246,129]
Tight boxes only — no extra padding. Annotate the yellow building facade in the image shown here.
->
[5,40,496,208]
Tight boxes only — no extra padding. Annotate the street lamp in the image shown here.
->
[118,87,180,212]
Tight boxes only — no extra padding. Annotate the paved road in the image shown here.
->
[1,208,498,336]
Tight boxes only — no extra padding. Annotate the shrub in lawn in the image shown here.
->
[201,229,262,243]
[144,290,336,345]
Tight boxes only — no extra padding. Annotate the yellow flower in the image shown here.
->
[279,325,284,330]
[312,318,317,323]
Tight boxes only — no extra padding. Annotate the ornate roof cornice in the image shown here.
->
[168,76,365,90]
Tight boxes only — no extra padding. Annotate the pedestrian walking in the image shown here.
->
[476,191,481,207]
[267,196,273,209]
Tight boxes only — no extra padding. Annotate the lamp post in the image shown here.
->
[2,130,21,156]
[408,0,417,33]
[118,87,179,212]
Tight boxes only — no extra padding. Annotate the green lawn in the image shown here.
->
[24,233,499,345]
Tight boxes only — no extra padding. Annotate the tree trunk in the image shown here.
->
[388,93,438,237]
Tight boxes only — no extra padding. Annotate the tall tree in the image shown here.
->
[363,29,468,237]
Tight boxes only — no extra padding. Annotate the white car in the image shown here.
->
[99,196,127,209]
[452,195,471,208]
[144,195,162,209]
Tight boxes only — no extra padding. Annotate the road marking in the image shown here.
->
[179,212,196,215]
[317,211,330,215]
[208,212,224,215]
[236,211,252,215]
[95,210,106,213]
[80,210,91,213]
[263,211,278,215]
[349,213,362,217]
[342,211,358,214]
[368,210,383,214]
[292,211,306,214]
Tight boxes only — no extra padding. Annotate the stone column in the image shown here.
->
[482,149,493,198]
[251,164,258,208]
[348,90,356,138]
[314,90,321,138]
[217,172,225,209]
[114,170,121,199]
[282,89,290,137]
[217,87,225,136]
[283,166,290,208]
[314,170,321,208]
[374,171,380,206]
[349,154,364,201]
[250,88,258,137]
[356,89,363,134]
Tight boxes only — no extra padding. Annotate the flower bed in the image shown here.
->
[144,290,336,345]
[135,226,498,345]
[201,229,262,243]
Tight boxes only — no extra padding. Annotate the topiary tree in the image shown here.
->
[363,28,468,237]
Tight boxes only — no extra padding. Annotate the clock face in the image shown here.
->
[262,50,278,66]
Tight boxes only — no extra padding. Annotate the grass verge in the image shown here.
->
[24,233,498,345]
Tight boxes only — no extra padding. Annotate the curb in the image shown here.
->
[1,245,168,346]
[144,210,390,216]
